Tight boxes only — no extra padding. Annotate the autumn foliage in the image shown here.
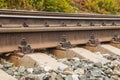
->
[0,0,120,14]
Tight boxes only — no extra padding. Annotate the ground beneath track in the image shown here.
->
[1,44,120,80]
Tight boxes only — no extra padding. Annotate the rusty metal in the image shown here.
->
[23,22,29,27]
[90,22,94,26]
[77,22,81,26]
[0,27,120,54]
[44,22,49,27]
[61,22,67,27]
[111,22,116,26]
[0,10,120,53]
[102,22,106,26]
[0,24,2,27]
[111,34,120,44]
[57,35,72,49]
[87,34,100,47]
[0,13,120,28]
[18,38,32,54]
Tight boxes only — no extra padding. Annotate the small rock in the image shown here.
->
[103,77,110,80]
[65,75,73,80]
[25,77,34,80]
[74,68,85,75]
[33,68,42,74]
[0,64,3,69]
[44,66,52,72]
[94,62,102,68]
[43,74,51,80]
[78,75,87,80]
[96,52,103,58]
[35,73,45,80]
[56,73,64,80]
[72,57,80,62]
[14,72,18,76]
[111,55,118,60]
[4,63,14,68]
[18,66,26,73]
[104,68,113,74]
[11,66,18,72]
[63,70,75,75]
[118,78,120,80]
[72,74,79,80]
[19,76,25,80]
[111,75,118,80]
[91,70,102,77]
[26,74,36,80]
[57,66,67,72]
[49,71,57,80]
[111,60,120,66]
[27,68,33,74]
[114,71,120,75]
[6,69,14,76]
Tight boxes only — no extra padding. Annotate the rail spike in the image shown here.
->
[111,22,116,26]
[77,22,81,26]
[23,22,29,27]
[87,34,100,47]
[90,22,95,26]
[44,22,49,27]
[57,35,72,50]
[111,34,120,43]
[61,22,67,27]
[102,22,106,26]
[18,38,33,54]
[0,24,2,27]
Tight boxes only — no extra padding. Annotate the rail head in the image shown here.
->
[0,9,120,18]
[1,14,120,21]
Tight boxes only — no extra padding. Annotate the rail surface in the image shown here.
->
[0,9,120,18]
[0,10,120,54]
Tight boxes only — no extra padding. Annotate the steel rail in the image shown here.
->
[1,15,120,20]
[0,9,120,54]
[0,9,120,18]
[0,14,119,28]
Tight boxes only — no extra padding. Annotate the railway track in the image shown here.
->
[0,9,120,54]
[1,9,120,80]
